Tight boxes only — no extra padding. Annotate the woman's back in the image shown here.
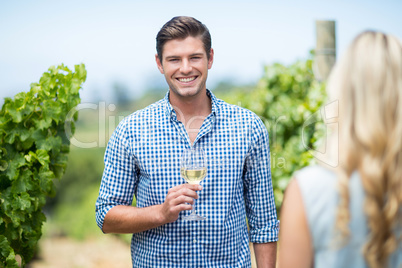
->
[295,165,402,267]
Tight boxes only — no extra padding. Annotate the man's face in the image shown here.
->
[155,36,214,100]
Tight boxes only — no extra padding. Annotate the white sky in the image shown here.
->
[1,0,401,104]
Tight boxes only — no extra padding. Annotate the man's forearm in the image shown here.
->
[102,204,165,234]
[101,184,200,234]
[253,242,277,268]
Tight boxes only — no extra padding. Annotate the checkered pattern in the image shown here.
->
[96,90,279,267]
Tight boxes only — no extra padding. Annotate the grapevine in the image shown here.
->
[218,54,327,211]
[0,64,86,267]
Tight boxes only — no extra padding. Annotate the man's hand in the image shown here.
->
[160,183,202,223]
[103,183,202,234]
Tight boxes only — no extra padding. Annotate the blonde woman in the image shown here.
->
[278,31,402,268]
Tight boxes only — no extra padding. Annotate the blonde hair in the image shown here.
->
[327,31,402,268]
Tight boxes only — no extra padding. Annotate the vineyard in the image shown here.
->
[0,51,326,267]
[0,65,86,267]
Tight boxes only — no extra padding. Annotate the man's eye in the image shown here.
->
[168,59,179,62]
[191,57,201,60]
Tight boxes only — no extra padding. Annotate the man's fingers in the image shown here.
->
[167,184,201,200]
[168,183,202,194]
[179,204,193,211]
[161,183,202,223]
[171,195,195,206]
[161,202,192,223]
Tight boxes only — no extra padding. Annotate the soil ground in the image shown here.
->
[28,235,257,268]
[28,235,132,268]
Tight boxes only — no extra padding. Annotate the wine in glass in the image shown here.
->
[180,147,207,221]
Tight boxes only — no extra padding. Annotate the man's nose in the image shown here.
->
[180,59,192,74]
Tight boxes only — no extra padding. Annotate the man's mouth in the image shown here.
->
[177,76,197,83]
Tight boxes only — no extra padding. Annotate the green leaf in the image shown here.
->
[38,168,55,195]
[74,63,87,81]
[31,128,46,142]
[13,192,31,211]
[42,100,63,123]
[58,85,68,103]
[4,97,23,123]
[0,235,11,257]
[34,116,52,130]
[0,147,7,157]
[0,160,8,172]
[36,150,50,166]
[5,153,25,180]
[11,170,34,192]
[35,135,62,153]
[0,236,19,267]
[8,125,31,142]
[20,137,35,150]
[39,73,51,96]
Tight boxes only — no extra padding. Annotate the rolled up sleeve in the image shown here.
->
[95,118,137,231]
[244,117,279,243]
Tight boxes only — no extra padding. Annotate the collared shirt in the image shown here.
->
[96,90,279,267]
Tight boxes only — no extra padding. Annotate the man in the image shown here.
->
[96,16,279,267]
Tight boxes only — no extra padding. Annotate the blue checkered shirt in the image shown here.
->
[96,90,279,267]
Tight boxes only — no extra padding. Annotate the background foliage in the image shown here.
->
[0,64,86,267]
[216,53,327,210]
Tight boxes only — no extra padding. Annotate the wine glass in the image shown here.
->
[180,147,207,221]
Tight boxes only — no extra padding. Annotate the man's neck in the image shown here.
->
[169,89,212,122]
[169,89,212,145]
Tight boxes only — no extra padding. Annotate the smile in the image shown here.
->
[177,76,197,83]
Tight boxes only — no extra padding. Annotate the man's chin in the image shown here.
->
[171,87,205,98]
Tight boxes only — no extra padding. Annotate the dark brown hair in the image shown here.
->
[156,16,211,62]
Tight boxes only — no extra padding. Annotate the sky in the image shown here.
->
[1,0,401,104]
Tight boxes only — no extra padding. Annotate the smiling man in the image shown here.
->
[95,16,279,267]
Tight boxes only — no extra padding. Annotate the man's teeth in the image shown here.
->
[178,77,196,82]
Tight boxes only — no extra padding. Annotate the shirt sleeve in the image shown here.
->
[95,118,138,232]
[243,116,279,243]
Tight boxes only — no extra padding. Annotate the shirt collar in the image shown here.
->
[163,89,219,119]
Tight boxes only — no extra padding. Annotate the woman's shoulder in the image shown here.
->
[294,165,338,190]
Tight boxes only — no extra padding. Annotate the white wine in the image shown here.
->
[181,168,207,184]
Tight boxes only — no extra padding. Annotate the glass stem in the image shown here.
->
[191,198,196,214]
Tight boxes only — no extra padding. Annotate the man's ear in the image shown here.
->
[155,54,164,74]
[208,48,214,69]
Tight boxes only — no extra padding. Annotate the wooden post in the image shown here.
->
[314,20,336,81]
